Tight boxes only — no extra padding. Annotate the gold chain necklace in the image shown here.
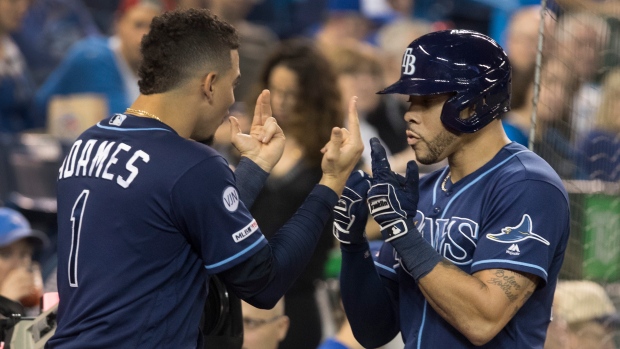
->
[125,108,161,122]
[441,172,451,192]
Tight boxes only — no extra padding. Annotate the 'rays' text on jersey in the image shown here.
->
[58,139,150,189]
[414,211,479,266]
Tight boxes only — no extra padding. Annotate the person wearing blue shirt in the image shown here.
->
[335,30,570,348]
[47,8,363,348]
[32,0,162,128]
[0,0,36,133]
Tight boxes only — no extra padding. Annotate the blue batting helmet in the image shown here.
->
[378,30,512,133]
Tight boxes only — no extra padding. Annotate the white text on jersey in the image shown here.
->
[58,139,150,188]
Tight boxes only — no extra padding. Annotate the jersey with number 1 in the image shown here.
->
[48,114,268,348]
[374,142,570,348]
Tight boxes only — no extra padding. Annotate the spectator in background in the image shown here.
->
[501,5,556,147]
[580,69,620,181]
[545,280,619,349]
[314,0,373,49]
[375,18,431,93]
[32,0,166,130]
[533,58,586,179]
[503,5,555,73]
[241,298,290,349]
[324,42,412,174]
[11,0,101,87]
[0,0,36,134]
[0,207,48,313]
[209,0,278,102]
[501,64,535,147]
[248,39,343,349]
[555,12,610,144]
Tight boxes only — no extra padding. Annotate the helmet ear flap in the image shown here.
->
[439,74,511,134]
[440,94,468,134]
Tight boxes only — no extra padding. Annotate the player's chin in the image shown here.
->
[412,149,435,165]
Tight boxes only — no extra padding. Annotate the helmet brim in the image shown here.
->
[376,79,407,95]
[377,78,459,96]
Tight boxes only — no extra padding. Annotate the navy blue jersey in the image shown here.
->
[48,114,268,348]
[375,142,570,348]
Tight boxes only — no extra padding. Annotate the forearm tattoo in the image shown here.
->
[487,269,531,303]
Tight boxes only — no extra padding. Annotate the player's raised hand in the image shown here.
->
[230,89,285,172]
[333,170,371,245]
[319,96,364,196]
[367,138,419,242]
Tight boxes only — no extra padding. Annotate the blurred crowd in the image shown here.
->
[0,0,619,348]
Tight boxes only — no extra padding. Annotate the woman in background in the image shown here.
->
[0,0,35,133]
[580,69,620,181]
[248,39,343,349]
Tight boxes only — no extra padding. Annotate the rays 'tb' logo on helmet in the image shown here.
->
[379,30,512,133]
[402,48,416,75]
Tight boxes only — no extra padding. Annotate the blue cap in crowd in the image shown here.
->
[0,208,49,250]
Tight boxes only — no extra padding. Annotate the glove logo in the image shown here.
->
[402,48,416,75]
[392,226,402,236]
[369,198,390,215]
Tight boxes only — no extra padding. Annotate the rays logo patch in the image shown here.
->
[222,186,239,212]
[487,214,550,245]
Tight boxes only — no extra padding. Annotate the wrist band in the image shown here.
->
[390,226,443,281]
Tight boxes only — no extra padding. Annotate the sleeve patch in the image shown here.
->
[223,186,240,212]
[232,219,258,243]
[486,214,550,246]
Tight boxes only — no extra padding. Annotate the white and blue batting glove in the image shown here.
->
[333,170,371,245]
[367,138,419,242]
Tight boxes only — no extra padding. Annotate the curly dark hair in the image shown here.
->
[138,8,239,94]
[249,39,343,167]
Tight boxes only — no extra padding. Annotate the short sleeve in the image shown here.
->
[170,156,267,274]
[470,180,569,285]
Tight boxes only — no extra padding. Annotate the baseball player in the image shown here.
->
[333,30,570,348]
[47,9,363,348]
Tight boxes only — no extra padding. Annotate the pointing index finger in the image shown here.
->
[252,90,267,127]
[370,137,391,178]
[260,89,272,124]
[347,96,362,143]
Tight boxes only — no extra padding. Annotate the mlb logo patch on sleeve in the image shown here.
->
[232,219,258,243]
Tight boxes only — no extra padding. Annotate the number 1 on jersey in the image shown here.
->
[69,190,90,287]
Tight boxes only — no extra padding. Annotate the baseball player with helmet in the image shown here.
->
[47,9,363,349]
[334,30,570,348]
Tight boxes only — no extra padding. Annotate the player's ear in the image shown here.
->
[460,103,477,121]
[202,72,218,102]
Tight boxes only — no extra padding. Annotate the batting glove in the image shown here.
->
[367,138,419,242]
[333,170,371,245]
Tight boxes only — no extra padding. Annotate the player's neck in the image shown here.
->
[447,120,511,182]
[129,91,199,138]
